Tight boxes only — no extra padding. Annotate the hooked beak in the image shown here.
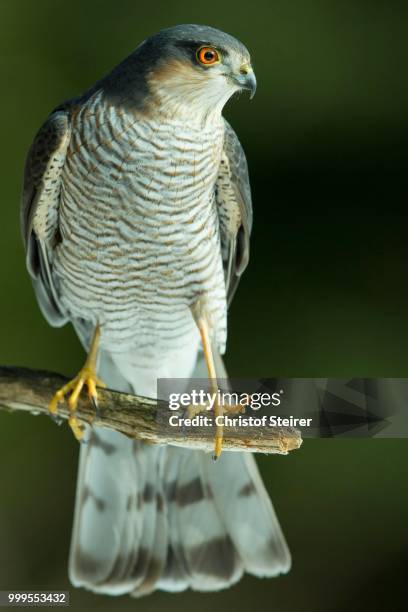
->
[233,64,257,99]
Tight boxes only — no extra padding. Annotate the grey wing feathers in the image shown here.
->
[216,120,253,306]
[21,111,71,326]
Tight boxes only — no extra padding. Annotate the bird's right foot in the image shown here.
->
[48,324,105,440]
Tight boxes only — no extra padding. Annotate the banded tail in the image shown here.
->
[69,353,291,596]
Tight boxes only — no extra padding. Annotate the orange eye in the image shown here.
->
[197,46,220,65]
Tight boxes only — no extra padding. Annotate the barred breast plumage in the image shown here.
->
[54,91,227,361]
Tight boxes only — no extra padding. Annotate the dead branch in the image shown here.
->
[0,366,302,455]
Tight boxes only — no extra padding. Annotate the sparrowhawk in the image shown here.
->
[21,24,290,596]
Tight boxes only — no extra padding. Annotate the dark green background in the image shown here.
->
[0,0,407,610]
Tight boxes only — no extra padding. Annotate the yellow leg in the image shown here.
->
[192,307,223,461]
[49,324,106,440]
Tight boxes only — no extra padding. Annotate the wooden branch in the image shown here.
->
[0,366,302,455]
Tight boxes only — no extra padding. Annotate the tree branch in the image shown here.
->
[0,366,302,455]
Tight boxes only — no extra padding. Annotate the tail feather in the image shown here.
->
[123,438,169,597]
[69,429,143,594]
[69,350,291,596]
[162,446,243,592]
[200,451,291,576]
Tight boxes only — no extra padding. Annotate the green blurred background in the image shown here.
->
[1,0,407,609]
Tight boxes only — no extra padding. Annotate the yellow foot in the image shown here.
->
[49,367,106,440]
[213,433,223,461]
[212,398,224,461]
[212,403,245,461]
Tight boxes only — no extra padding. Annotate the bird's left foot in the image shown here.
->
[186,400,223,460]
[213,426,223,461]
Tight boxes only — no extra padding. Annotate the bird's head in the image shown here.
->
[109,25,256,123]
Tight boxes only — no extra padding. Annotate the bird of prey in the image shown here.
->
[21,24,290,596]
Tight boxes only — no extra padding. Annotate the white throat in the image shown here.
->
[147,62,238,126]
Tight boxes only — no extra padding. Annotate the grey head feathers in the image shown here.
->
[87,25,251,111]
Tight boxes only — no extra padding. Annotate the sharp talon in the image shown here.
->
[87,376,97,399]
[214,435,223,460]
[90,394,101,420]
[212,453,219,462]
